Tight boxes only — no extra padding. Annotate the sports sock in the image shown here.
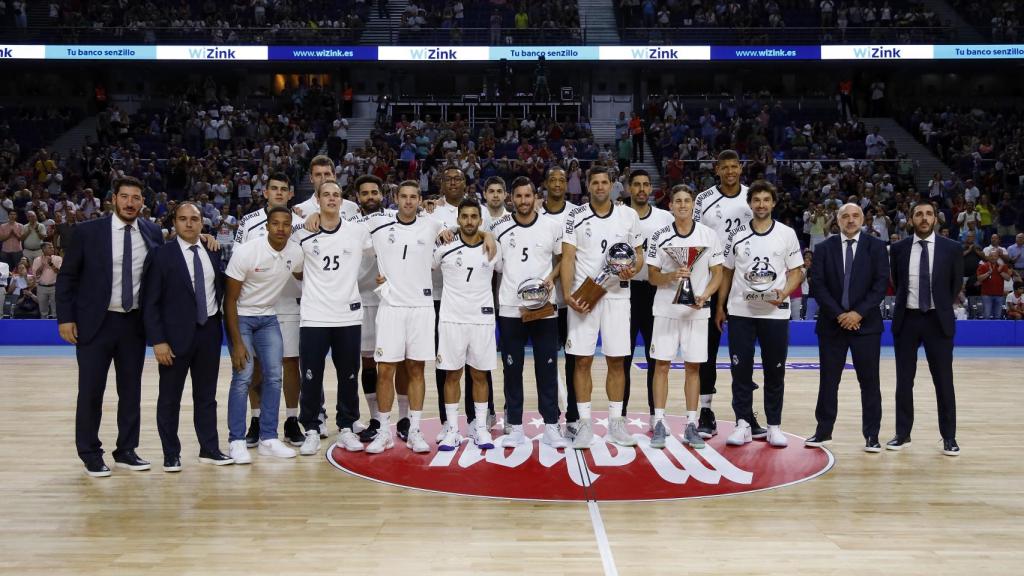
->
[378,412,390,431]
[687,410,698,426]
[653,408,665,425]
[286,408,298,418]
[577,402,592,420]
[409,410,422,432]
[609,401,623,418]
[445,403,459,428]
[474,403,488,428]
[366,393,378,420]
[252,408,261,418]
[700,394,712,409]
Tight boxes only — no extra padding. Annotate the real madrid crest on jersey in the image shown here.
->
[744,243,751,257]
[286,259,293,270]
[585,225,593,238]
[509,231,516,248]
[388,231,395,244]
[312,239,320,256]
[455,254,463,267]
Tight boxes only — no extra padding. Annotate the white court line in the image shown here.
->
[588,500,619,576]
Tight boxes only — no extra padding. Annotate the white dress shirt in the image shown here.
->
[177,236,218,318]
[108,213,148,312]
[907,232,936,310]
[840,231,861,269]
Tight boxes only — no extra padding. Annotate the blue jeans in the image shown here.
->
[228,315,283,442]
[802,296,818,320]
[982,295,1004,319]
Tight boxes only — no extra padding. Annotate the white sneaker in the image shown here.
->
[502,425,525,447]
[608,417,638,447]
[229,440,251,464]
[366,430,394,454]
[407,429,431,453]
[336,428,365,452]
[438,426,463,451]
[767,425,788,448]
[542,423,568,448]
[299,430,321,456]
[726,420,752,446]
[472,426,495,450]
[258,438,297,458]
[564,421,579,440]
[436,421,456,444]
[573,419,594,450]
[352,420,367,433]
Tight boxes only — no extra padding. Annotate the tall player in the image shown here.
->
[291,180,368,456]
[562,166,645,450]
[538,166,578,434]
[646,185,724,449]
[692,149,761,439]
[481,176,510,228]
[490,177,566,448]
[433,199,501,451]
[622,169,673,425]
[716,180,804,448]
[234,173,306,446]
[292,155,360,220]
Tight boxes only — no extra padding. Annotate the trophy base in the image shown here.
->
[572,278,608,309]
[520,303,557,322]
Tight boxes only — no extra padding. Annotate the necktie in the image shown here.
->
[121,225,133,311]
[190,245,208,325]
[918,240,931,311]
[841,239,854,310]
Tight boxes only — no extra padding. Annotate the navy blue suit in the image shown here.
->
[889,234,963,440]
[143,241,225,458]
[56,216,164,464]
[810,233,889,438]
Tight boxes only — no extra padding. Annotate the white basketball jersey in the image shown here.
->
[427,201,459,301]
[352,208,395,307]
[433,236,500,325]
[293,219,369,327]
[693,184,752,243]
[563,203,642,300]
[540,200,578,307]
[634,205,674,282]
[489,212,562,318]
[723,219,803,320]
[647,221,724,320]
[364,212,443,308]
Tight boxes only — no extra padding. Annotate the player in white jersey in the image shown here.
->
[646,185,724,450]
[562,166,645,450]
[691,149,756,440]
[716,180,804,448]
[622,169,674,425]
[233,172,307,447]
[490,177,567,448]
[290,181,369,456]
[481,176,510,229]
[433,199,501,451]
[291,155,360,220]
[539,167,580,431]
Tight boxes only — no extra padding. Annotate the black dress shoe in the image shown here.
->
[749,413,768,439]
[864,436,882,453]
[886,436,912,451]
[284,416,305,446]
[358,419,381,443]
[84,460,111,478]
[113,450,151,471]
[942,438,960,456]
[805,433,832,447]
[198,450,235,465]
[163,456,182,472]
[396,417,411,442]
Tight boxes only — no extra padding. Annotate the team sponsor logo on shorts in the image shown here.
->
[328,412,833,501]
[375,348,383,358]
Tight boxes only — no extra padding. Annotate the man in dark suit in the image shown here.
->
[888,201,962,456]
[57,177,165,477]
[143,202,234,472]
[805,204,890,452]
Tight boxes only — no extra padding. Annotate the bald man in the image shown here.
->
[806,203,890,452]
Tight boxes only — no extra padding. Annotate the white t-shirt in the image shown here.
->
[293,219,371,327]
[634,205,674,282]
[234,208,306,315]
[647,221,724,320]
[1006,291,1023,309]
[294,195,359,220]
[723,219,803,320]
[693,184,752,243]
[226,238,304,317]
[489,212,563,318]
[216,215,237,245]
[540,200,578,308]
[482,206,510,230]
[563,203,642,300]
[364,212,444,308]
[432,235,500,325]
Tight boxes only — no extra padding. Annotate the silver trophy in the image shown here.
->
[742,267,780,302]
[573,243,637,308]
[517,277,555,322]
[662,246,708,306]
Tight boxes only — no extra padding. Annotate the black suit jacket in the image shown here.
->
[56,216,164,344]
[811,233,890,336]
[143,240,224,354]
[890,234,964,338]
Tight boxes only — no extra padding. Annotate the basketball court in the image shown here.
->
[1,345,1019,575]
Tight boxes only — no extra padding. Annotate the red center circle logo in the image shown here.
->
[328,412,834,501]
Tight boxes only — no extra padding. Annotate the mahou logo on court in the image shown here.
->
[328,412,834,501]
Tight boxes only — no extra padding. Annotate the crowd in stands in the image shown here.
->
[401,0,581,45]
[951,0,1021,41]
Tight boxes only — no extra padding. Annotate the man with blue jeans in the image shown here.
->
[976,252,1011,319]
[224,206,304,462]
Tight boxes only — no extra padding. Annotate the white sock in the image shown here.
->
[252,408,261,418]
[286,408,298,418]
[409,410,422,432]
[366,393,378,420]
[445,403,459,427]
[378,412,390,431]
[700,394,713,409]
[474,403,488,428]
[653,408,665,425]
[577,402,592,420]
[398,394,409,420]
[687,410,698,426]
[609,401,624,418]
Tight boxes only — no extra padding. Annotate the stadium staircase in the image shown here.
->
[363,0,409,45]
[920,0,986,43]
[578,0,622,45]
[590,115,662,190]
[49,117,99,158]
[863,117,951,194]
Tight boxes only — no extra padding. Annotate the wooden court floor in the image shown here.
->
[0,349,1021,575]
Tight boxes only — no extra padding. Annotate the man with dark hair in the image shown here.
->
[481,176,509,228]
[293,155,359,219]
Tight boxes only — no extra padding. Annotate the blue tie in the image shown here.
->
[841,239,854,310]
[121,225,133,311]
[190,245,208,325]
[918,240,931,311]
